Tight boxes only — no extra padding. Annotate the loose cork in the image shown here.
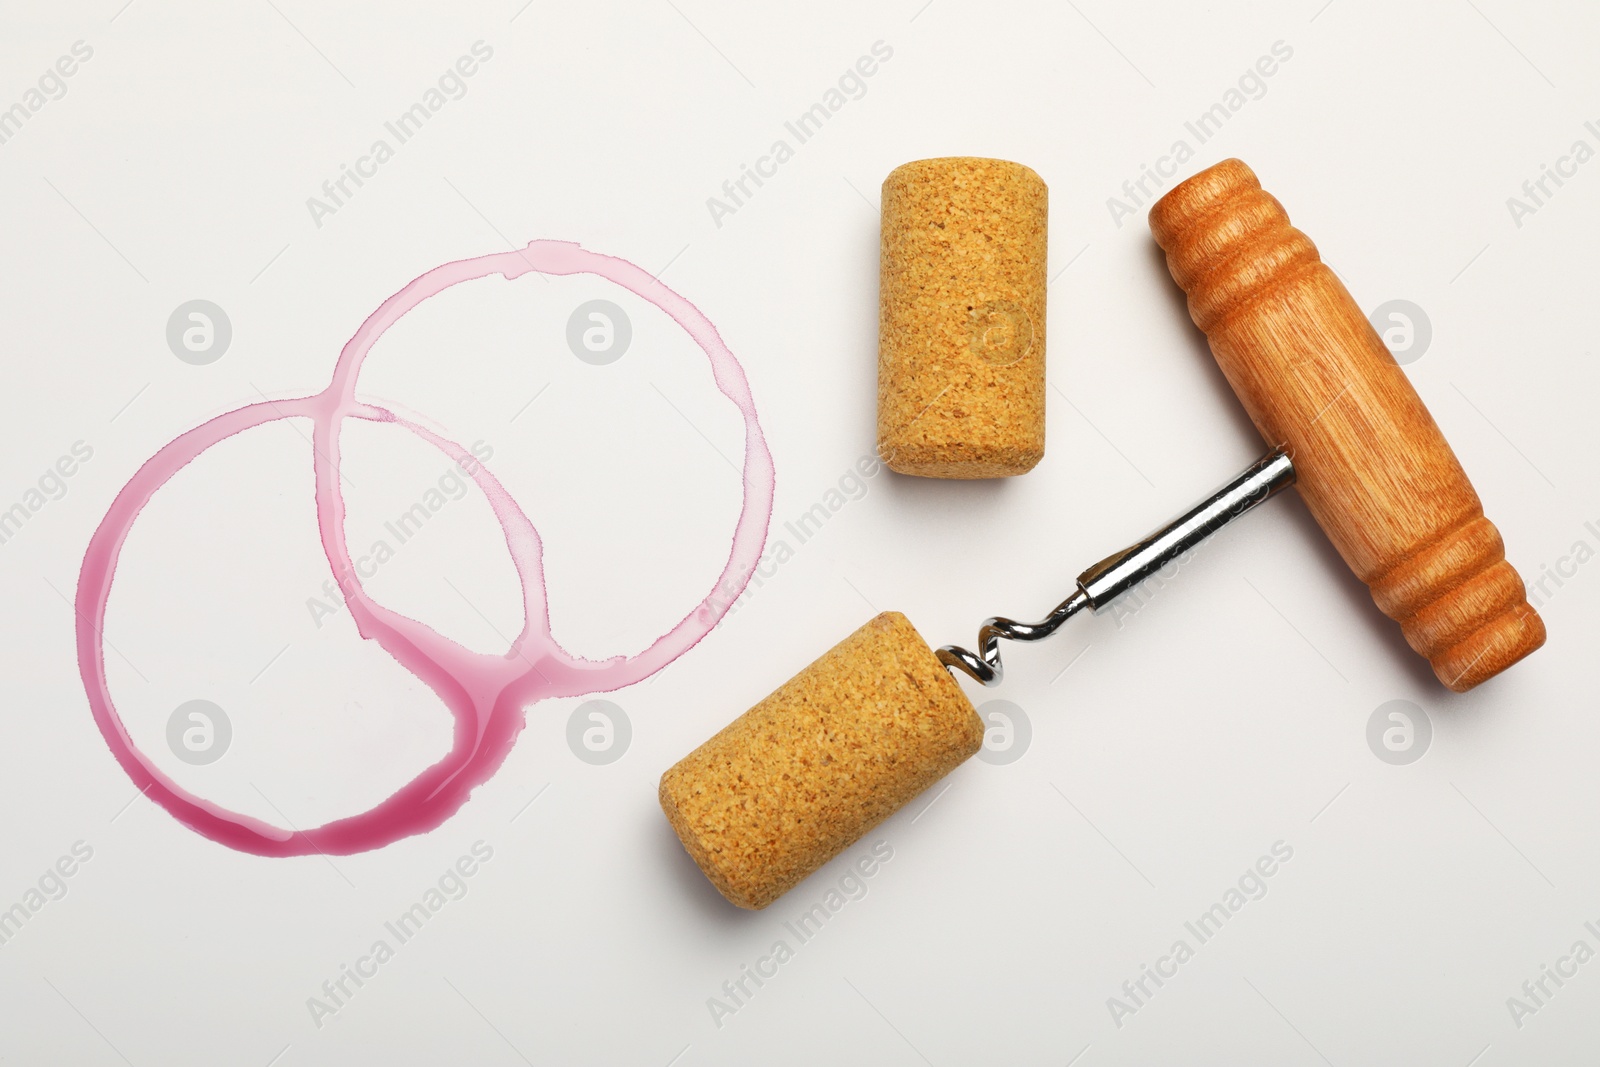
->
[659,611,983,909]
[878,157,1048,479]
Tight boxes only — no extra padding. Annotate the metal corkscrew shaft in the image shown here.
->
[937,449,1296,686]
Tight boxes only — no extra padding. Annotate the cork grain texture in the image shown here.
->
[878,157,1048,479]
[659,611,984,910]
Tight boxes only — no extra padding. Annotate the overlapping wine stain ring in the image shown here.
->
[77,241,775,856]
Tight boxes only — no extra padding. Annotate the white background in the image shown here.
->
[3,1,1598,1063]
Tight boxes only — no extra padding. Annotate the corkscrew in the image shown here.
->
[660,157,1547,911]
[937,449,1295,685]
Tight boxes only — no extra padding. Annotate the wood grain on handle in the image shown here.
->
[1149,159,1544,691]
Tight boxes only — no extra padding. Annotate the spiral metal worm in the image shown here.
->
[936,589,1089,686]
[937,449,1297,688]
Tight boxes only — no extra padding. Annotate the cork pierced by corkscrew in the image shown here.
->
[659,157,1546,911]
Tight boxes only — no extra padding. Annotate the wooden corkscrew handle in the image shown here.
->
[1149,159,1544,691]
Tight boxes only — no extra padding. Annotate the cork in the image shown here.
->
[659,611,983,909]
[877,157,1048,479]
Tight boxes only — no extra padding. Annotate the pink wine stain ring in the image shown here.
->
[77,241,774,856]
